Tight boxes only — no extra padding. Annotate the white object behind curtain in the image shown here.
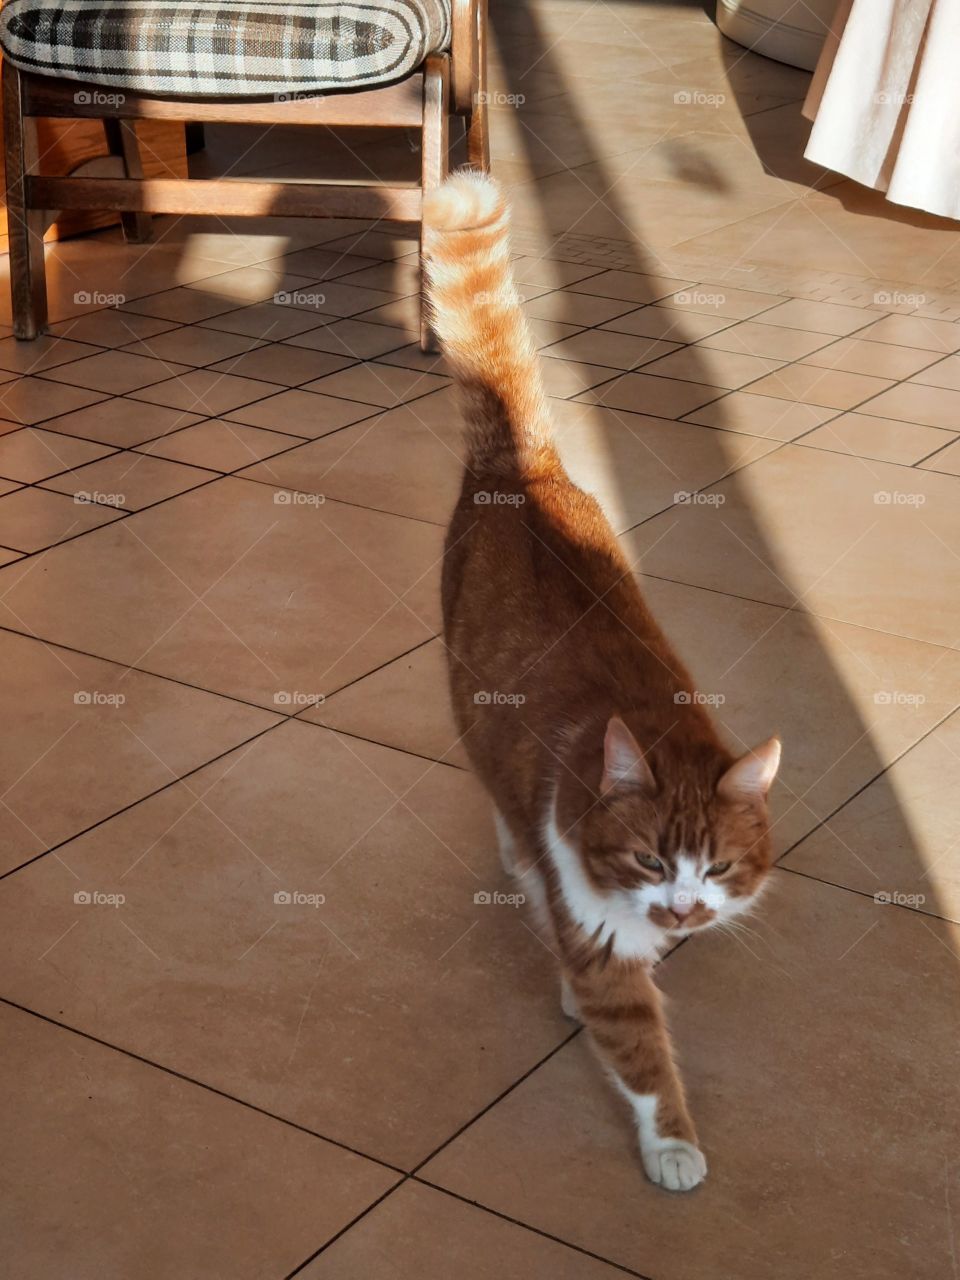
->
[803,0,960,220]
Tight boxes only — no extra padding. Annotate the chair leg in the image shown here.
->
[103,118,152,243]
[3,62,48,340]
[467,0,490,172]
[420,53,449,353]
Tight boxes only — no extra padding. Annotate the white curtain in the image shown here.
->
[803,0,960,220]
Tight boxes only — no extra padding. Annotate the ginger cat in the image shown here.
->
[424,171,781,1192]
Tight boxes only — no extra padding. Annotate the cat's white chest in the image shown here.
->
[543,808,667,964]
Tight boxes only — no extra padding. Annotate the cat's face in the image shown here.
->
[570,717,780,939]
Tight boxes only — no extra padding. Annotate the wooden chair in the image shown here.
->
[0,0,489,349]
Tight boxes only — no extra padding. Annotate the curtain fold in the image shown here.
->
[803,0,960,220]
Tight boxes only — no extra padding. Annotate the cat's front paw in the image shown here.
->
[641,1140,707,1191]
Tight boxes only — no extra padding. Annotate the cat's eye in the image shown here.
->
[636,852,664,873]
[706,860,731,877]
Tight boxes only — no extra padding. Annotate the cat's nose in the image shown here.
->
[673,901,694,920]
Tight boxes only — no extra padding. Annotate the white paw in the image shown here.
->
[641,1140,707,1191]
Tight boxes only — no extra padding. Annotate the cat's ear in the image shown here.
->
[601,717,656,794]
[717,737,781,801]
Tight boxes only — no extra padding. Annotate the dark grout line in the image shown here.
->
[774,700,960,869]
[409,1024,583,1175]
[409,1179,656,1280]
[282,1177,410,1279]
[0,995,406,1175]
[775,863,960,926]
[912,432,960,469]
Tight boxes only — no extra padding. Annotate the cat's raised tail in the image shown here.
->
[423,170,553,478]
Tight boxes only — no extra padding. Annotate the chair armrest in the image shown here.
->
[451,0,487,114]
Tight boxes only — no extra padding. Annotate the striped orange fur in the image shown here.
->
[425,171,781,1191]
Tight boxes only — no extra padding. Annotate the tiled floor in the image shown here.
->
[3,3,960,1278]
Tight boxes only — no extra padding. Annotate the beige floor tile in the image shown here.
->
[580,370,723,419]
[909,353,960,392]
[49,309,179,348]
[655,284,784,321]
[637,573,960,848]
[208,343,354,387]
[186,265,319,307]
[522,289,637,326]
[744,364,894,410]
[567,268,696,304]
[119,325,266,368]
[41,399,205,449]
[750,297,878,336]
[199,300,329,341]
[798,413,956,465]
[539,358,625,398]
[0,378,107,427]
[511,257,616,288]
[357,294,422,332]
[304,363,449,408]
[602,305,736,342]
[376,342,449,375]
[855,313,960,354]
[625,445,960,647]
[301,1181,624,1280]
[0,428,113,483]
[0,486,123,552]
[42,451,215,511]
[227,388,378,437]
[129,369,281,416]
[785,709,960,924]
[0,334,104,374]
[675,184,960,287]
[639,345,784,390]
[284,318,409,360]
[423,873,960,1280]
[0,477,442,706]
[310,638,466,767]
[44,350,191,396]
[0,627,275,874]
[278,280,397,321]
[123,287,243,325]
[803,336,943,380]
[682,390,837,440]
[138,421,303,472]
[696,319,836,361]
[540,328,678,370]
[526,318,585,350]
[237,403,462,525]
[1,1005,393,1280]
[0,720,569,1167]
[271,247,380,280]
[861,381,960,431]
[919,437,960,476]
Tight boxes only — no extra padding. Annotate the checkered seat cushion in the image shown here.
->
[0,0,451,96]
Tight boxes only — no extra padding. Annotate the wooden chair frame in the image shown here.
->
[2,0,489,349]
